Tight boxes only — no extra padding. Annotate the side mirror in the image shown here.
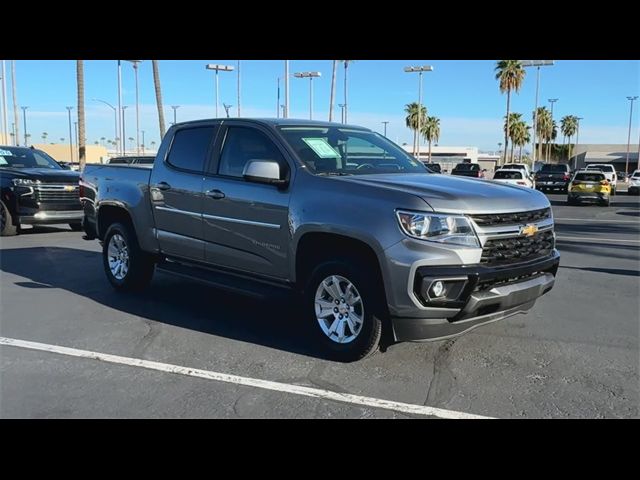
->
[243,160,288,188]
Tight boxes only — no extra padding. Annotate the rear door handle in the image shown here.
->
[205,189,225,200]
[154,181,171,191]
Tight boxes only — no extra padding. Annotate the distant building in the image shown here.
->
[571,144,640,174]
[402,145,478,173]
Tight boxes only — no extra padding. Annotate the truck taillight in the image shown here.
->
[79,183,84,197]
[563,174,570,181]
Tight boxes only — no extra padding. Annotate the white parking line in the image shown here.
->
[555,218,639,224]
[556,235,640,244]
[0,336,491,420]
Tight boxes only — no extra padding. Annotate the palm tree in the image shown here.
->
[534,107,551,163]
[152,60,166,139]
[77,60,86,170]
[94,141,99,145]
[504,112,523,162]
[41,132,48,143]
[495,60,526,165]
[561,115,578,165]
[150,141,156,149]
[100,136,106,146]
[421,116,440,163]
[512,120,531,162]
[60,137,65,142]
[328,60,337,122]
[128,136,135,150]
[405,102,427,157]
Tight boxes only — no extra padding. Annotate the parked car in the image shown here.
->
[0,145,83,236]
[585,164,617,194]
[628,169,640,195]
[498,163,533,179]
[567,170,611,206]
[534,164,572,192]
[491,169,535,188]
[451,163,482,178]
[81,119,559,361]
[106,156,155,166]
[424,162,441,173]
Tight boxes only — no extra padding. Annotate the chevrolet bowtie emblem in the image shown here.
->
[520,224,538,237]
[64,185,76,192]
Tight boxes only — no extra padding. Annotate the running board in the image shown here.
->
[157,259,293,301]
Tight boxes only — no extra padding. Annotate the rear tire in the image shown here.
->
[302,259,383,362]
[69,222,83,231]
[103,222,155,292]
[0,201,18,237]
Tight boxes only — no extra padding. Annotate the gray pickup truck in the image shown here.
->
[81,119,559,361]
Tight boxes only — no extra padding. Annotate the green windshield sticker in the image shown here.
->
[0,149,13,156]
[302,138,340,158]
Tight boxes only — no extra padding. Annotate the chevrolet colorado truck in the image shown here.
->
[1,145,83,236]
[81,119,560,361]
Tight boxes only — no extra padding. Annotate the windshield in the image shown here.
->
[539,164,568,173]
[494,170,523,179]
[632,171,640,178]
[278,126,428,175]
[0,147,62,169]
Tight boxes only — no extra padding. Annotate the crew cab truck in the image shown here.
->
[534,163,572,192]
[1,145,83,236]
[81,119,559,361]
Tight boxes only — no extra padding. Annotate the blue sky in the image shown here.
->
[2,59,639,151]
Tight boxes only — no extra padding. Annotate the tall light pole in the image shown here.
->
[122,106,128,153]
[521,61,554,166]
[205,63,235,118]
[338,104,345,123]
[126,60,142,155]
[237,60,241,117]
[92,99,118,152]
[574,117,583,170]
[294,71,321,120]
[223,103,233,118]
[0,61,8,144]
[21,106,28,146]
[625,96,638,175]
[382,121,389,137]
[404,65,434,160]
[117,60,123,155]
[276,77,280,118]
[171,105,180,124]
[342,60,353,124]
[141,130,145,154]
[66,106,74,161]
[284,61,289,118]
[547,98,558,163]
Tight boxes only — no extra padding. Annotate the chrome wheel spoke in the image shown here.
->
[315,274,364,345]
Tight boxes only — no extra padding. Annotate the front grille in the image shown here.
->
[481,230,554,265]
[470,208,551,227]
[35,185,80,204]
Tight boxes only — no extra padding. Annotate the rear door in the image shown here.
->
[200,122,294,279]
[149,124,219,261]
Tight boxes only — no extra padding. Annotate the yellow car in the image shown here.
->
[567,170,611,206]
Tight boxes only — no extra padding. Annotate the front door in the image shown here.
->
[149,125,218,261]
[201,124,292,279]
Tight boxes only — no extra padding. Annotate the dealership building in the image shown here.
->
[571,144,640,173]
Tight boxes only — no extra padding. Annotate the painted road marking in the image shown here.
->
[556,236,640,244]
[0,336,491,420]
[555,218,639,224]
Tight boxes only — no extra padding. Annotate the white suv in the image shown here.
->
[628,169,640,195]
[586,164,617,194]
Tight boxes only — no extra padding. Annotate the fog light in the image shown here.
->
[431,281,445,297]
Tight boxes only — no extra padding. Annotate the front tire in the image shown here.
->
[303,259,383,362]
[0,201,18,237]
[103,222,155,291]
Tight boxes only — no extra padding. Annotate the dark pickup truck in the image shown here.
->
[451,163,482,178]
[1,145,82,236]
[534,164,571,192]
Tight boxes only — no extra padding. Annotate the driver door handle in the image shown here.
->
[205,189,225,200]
[153,181,172,191]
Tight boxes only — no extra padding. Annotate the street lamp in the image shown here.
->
[404,65,434,160]
[574,117,583,170]
[223,103,233,118]
[92,99,118,153]
[520,60,554,166]
[141,130,145,154]
[122,106,128,153]
[117,60,123,155]
[284,61,289,118]
[66,106,74,161]
[294,71,322,120]
[205,63,235,118]
[382,121,389,137]
[171,105,180,124]
[338,104,345,124]
[1,61,7,145]
[20,106,28,146]
[125,60,142,155]
[625,96,638,175]
[547,98,558,163]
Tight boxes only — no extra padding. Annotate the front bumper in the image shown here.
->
[19,210,83,225]
[387,251,560,342]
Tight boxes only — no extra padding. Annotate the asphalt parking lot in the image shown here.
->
[1,192,638,418]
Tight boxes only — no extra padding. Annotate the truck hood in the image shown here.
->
[337,173,550,214]
[0,167,80,183]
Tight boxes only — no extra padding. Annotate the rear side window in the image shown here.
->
[575,173,604,182]
[166,126,216,173]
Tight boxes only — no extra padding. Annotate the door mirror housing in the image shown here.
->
[243,160,288,188]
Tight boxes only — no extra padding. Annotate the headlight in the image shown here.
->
[12,178,38,186]
[396,210,480,248]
